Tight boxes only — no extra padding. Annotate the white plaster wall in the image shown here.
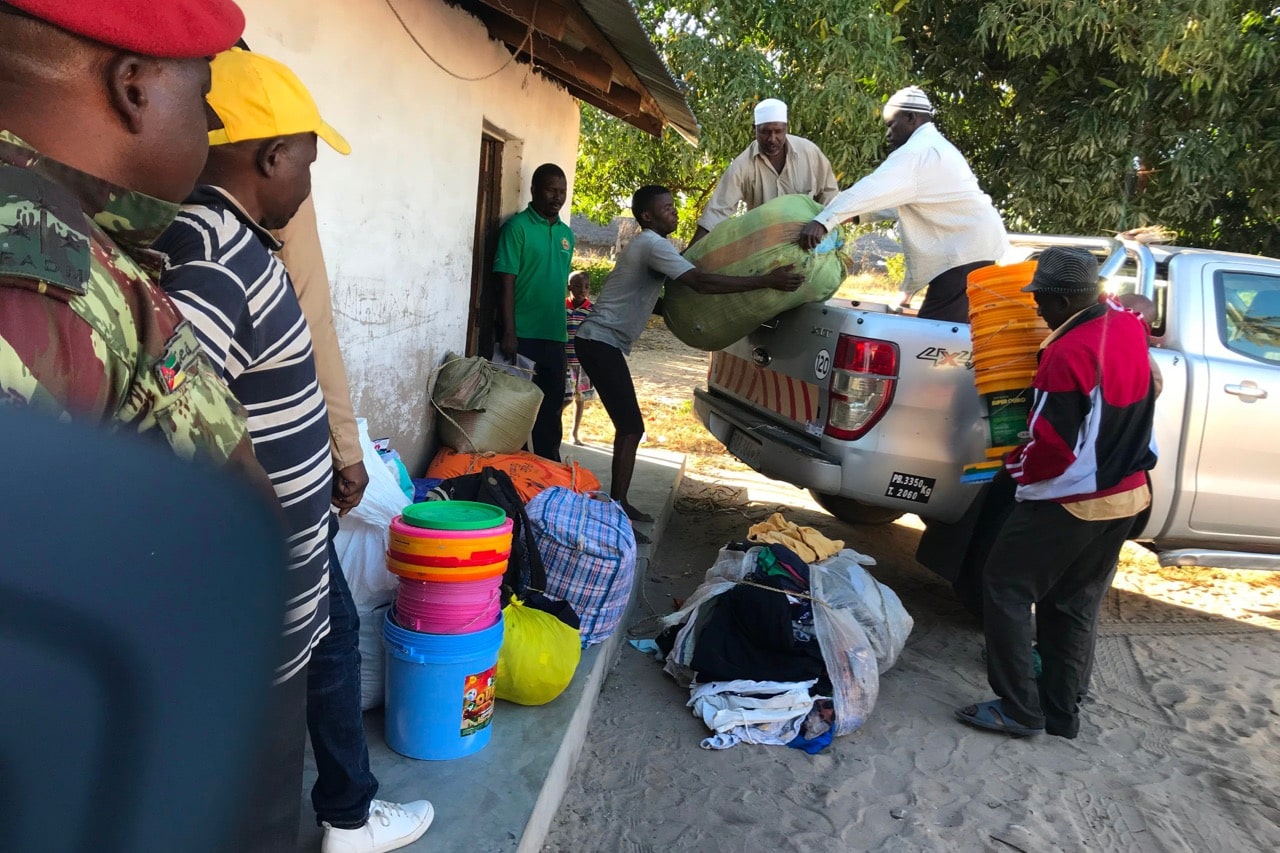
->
[241,0,580,472]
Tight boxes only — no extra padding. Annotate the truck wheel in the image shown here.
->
[810,491,904,526]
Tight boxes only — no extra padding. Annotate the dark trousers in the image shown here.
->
[918,259,994,323]
[518,337,567,462]
[575,337,644,435]
[307,520,379,827]
[233,665,308,853]
[1079,481,1152,696]
[982,500,1135,736]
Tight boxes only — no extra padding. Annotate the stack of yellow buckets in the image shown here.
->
[962,260,1051,482]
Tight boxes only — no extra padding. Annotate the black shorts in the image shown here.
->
[574,336,644,435]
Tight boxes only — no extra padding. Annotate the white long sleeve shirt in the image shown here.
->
[814,123,1007,290]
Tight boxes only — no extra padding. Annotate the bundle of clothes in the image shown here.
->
[652,514,912,752]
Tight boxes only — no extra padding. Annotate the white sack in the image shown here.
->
[358,603,390,711]
[333,418,410,612]
[813,549,913,674]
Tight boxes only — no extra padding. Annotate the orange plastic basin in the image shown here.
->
[385,555,508,583]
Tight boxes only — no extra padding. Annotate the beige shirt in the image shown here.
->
[1063,482,1151,521]
[274,195,362,470]
[697,134,839,231]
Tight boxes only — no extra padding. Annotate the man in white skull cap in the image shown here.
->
[692,97,839,243]
[799,86,1008,322]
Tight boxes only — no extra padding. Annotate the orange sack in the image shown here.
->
[426,448,602,503]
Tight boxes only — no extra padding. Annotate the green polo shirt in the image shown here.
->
[493,205,574,341]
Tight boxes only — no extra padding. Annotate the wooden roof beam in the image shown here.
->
[567,83,663,136]
[479,8,614,93]
[549,2,665,120]
[473,0,566,41]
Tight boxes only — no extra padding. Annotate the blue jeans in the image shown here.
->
[307,518,379,827]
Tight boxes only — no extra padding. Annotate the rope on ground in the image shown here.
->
[624,553,667,639]
[673,482,788,523]
[623,542,849,641]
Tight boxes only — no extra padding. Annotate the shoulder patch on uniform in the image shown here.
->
[0,164,92,296]
[155,321,203,394]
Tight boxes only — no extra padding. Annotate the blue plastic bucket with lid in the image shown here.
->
[382,611,504,760]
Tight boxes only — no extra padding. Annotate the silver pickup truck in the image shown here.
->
[693,235,1280,574]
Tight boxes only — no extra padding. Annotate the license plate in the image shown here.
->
[728,429,763,470]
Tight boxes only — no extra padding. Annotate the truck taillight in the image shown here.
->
[825,335,897,440]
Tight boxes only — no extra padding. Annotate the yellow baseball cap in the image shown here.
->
[206,47,351,155]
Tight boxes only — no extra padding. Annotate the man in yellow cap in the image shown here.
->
[155,48,432,853]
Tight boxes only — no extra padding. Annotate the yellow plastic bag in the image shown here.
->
[495,596,581,705]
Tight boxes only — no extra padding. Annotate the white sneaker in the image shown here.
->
[321,799,434,853]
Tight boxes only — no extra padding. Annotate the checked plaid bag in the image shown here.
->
[527,487,637,647]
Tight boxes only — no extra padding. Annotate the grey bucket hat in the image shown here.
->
[1022,247,1101,294]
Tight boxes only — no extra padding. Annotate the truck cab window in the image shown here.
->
[1217,272,1280,364]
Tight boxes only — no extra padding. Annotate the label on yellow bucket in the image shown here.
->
[461,665,497,736]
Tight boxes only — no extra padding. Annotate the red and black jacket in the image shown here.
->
[1006,303,1157,503]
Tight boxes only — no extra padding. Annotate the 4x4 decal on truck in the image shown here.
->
[916,347,973,369]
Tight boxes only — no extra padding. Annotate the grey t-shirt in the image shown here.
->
[576,229,695,354]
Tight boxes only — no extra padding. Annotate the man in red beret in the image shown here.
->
[0,0,256,460]
[0,2,313,851]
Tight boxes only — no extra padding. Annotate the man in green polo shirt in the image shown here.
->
[494,162,575,461]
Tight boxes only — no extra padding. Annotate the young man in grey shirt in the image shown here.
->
[575,185,803,522]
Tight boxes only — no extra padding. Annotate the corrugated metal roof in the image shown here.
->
[575,0,699,142]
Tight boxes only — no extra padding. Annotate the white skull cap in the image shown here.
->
[754,98,788,125]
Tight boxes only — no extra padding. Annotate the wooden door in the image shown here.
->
[467,135,504,356]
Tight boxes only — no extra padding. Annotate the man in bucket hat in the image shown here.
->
[155,48,433,852]
[798,85,1008,322]
[955,247,1157,740]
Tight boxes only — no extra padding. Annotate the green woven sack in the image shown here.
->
[663,194,850,351]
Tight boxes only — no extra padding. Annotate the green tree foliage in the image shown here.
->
[573,0,907,241]
[576,1,1280,255]
[898,1,1280,254]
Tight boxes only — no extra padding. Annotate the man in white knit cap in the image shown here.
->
[693,97,839,243]
[799,86,1008,322]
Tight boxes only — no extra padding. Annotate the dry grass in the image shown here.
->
[565,394,730,457]
[834,272,900,300]
[562,316,727,457]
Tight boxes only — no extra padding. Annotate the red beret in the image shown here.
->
[5,0,246,59]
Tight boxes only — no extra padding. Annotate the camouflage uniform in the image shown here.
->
[0,130,248,462]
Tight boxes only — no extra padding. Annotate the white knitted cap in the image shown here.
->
[882,86,934,120]
[754,98,788,125]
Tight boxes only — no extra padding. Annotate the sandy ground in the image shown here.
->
[544,323,1280,852]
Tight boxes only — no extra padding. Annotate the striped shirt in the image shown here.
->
[565,297,592,365]
[156,185,331,684]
